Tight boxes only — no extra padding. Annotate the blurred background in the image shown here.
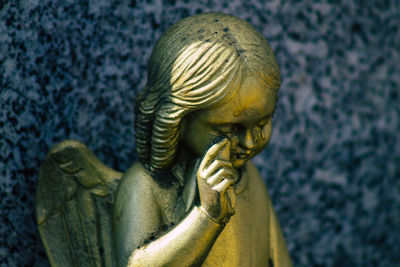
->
[1,0,399,266]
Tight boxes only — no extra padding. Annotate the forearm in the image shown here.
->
[127,206,224,267]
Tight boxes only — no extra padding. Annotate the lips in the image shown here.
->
[235,153,251,159]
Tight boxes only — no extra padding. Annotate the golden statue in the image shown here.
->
[36,12,292,267]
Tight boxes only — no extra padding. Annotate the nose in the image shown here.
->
[240,129,255,151]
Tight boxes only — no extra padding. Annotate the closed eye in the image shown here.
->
[215,125,232,134]
[257,116,271,127]
[214,124,240,135]
[257,110,275,127]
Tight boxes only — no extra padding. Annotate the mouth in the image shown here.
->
[234,153,251,160]
[232,154,250,169]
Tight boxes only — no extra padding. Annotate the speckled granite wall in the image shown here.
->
[1,0,399,266]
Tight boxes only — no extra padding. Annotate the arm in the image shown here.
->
[113,140,237,267]
[127,206,224,267]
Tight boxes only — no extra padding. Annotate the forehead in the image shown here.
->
[199,76,277,125]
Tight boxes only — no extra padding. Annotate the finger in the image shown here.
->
[207,168,236,186]
[225,191,235,216]
[199,139,228,171]
[227,187,236,209]
[200,159,232,179]
[230,170,239,184]
[212,178,233,193]
[206,165,238,185]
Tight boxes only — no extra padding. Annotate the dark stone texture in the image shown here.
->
[1,1,399,266]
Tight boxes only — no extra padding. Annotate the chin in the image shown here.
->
[232,158,248,169]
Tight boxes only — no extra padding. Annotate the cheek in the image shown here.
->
[228,135,239,148]
[253,123,272,154]
[195,133,219,156]
[262,123,272,143]
[183,121,217,156]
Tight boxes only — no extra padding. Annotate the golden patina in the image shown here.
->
[36,12,292,267]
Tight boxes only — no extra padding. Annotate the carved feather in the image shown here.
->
[36,140,122,267]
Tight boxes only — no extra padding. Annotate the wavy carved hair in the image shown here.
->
[135,13,281,171]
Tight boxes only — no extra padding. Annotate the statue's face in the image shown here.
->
[183,75,277,169]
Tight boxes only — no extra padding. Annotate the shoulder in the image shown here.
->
[119,162,155,191]
[244,160,266,187]
[113,161,162,229]
[241,160,271,200]
[114,162,158,212]
[244,160,259,175]
[113,162,164,265]
[122,161,154,185]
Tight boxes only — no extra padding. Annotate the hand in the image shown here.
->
[196,139,238,223]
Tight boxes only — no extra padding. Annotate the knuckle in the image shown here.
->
[220,169,234,177]
[198,170,207,179]
[209,160,220,170]
[213,159,232,168]
[207,178,215,185]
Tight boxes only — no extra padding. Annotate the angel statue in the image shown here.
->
[36,12,292,267]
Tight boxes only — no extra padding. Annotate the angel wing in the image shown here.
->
[36,140,123,267]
